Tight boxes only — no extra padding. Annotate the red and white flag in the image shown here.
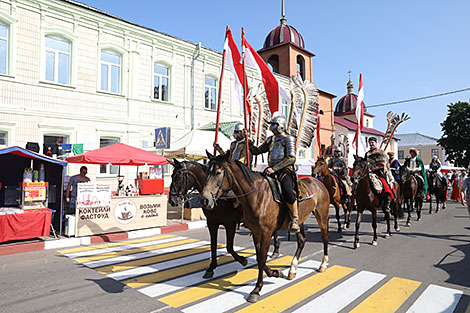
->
[241,34,290,114]
[224,29,248,113]
[352,74,364,150]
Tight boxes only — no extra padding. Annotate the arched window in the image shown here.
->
[267,54,279,73]
[153,63,170,101]
[297,55,305,79]
[100,49,121,93]
[45,35,71,85]
[0,22,8,75]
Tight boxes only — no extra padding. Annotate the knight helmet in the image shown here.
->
[269,115,287,134]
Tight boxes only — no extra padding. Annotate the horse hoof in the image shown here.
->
[417,218,421,221]
[396,227,401,232]
[278,270,285,279]
[372,241,378,246]
[287,272,296,280]
[354,243,360,249]
[203,271,214,279]
[384,234,391,239]
[270,252,279,259]
[406,222,411,227]
[247,293,260,303]
[318,265,327,273]
[240,258,248,266]
[342,225,347,230]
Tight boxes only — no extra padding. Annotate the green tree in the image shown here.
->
[438,101,470,168]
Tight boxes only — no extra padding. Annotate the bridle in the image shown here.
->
[169,162,203,205]
[351,161,369,184]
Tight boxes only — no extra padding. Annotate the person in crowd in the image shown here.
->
[387,151,401,182]
[66,166,90,212]
[328,147,352,195]
[403,147,428,200]
[214,123,254,167]
[451,170,462,201]
[460,171,470,223]
[365,137,395,195]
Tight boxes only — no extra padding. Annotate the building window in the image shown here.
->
[0,131,7,147]
[267,54,279,73]
[296,55,305,80]
[204,76,217,110]
[0,22,8,75]
[298,149,306,159]
[281,98,289,118]
[153,63,169,101]
[99,137,119,175]
[398,150,404,160]
[417,149,421,157]
[45,36,71,85]
[431,148,438,158]
[44,135,69,159]
[321,144,325,155]
[365,119,369,128]
[100,49,121,93]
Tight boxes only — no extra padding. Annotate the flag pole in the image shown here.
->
[214,26,229,155]
[241,27,251,168]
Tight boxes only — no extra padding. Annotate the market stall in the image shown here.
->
[0,146,67,242]
[65,143,169,237]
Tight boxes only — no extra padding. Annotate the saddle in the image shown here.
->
[265,176,315,204]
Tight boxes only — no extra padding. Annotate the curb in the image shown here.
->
[0,220,207,256]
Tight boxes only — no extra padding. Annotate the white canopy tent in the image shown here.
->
[164,130,232,160]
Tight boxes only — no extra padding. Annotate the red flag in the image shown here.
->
[241,34,290,114]
[352,74,364,151]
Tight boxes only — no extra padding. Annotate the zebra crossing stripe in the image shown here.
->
[406,284,463,313]
[138,255,259,298]
[93,242,219,273]
[181,260,321,313]
[158,255,295,308]
[349,277,421,313]
[65,236,186,259]
[123,249,256,289]
[73,238,198,263]
[83,241,209,268]
[57,234,175,254]
[292,270,386,313]
[108,246,242,281]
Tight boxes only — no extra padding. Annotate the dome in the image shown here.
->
[334,79,367,115]
[263,21,305,50]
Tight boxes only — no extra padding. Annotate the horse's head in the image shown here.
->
[312,157,328,177]
[200,150,233,210]
[168,158,188,206]
[398,165,411,181]
[351,155,367,183]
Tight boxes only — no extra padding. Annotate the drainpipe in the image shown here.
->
[191,42,202,130]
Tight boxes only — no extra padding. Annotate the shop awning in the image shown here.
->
[0,146,67,166]
[164,130,231,160]
[198,121,241,138]
[65,143,169,166]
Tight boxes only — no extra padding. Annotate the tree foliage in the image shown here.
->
[438,101,470,168]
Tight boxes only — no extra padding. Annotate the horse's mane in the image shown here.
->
[233,160,265,184]
[186,160,207,172]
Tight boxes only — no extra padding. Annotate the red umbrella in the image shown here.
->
[65,143,169,166]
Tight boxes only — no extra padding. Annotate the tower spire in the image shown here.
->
[280,0,287,25]
[347,70,354,94]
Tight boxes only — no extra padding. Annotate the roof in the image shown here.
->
[394,133,439,146]
[198,121,241,138]
[334,116,385,137]
[0,146,67,166]
[335,93,374,116]
[262,23,305,50]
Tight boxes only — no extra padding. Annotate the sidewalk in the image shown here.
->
[0,219,207,256]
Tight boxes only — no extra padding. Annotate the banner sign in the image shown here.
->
[23,182,48,201]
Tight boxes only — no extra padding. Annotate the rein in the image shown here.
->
[208,166,256,202]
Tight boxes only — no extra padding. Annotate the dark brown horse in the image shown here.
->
[399,165,420,225]
[426,170,447,213]
[351,156,398,249]
[168,159,255,279]
[312,157,352,232]
[200,152,330,303]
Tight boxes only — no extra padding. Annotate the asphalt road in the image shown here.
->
[0,200,469,313]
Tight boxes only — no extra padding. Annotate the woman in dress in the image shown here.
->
[450,170,461,201]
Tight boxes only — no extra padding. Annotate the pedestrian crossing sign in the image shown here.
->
[155,127,170,149]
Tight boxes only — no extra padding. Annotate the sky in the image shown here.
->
[76,0,470,139]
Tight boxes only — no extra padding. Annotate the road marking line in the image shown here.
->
[349,277,421,313]
[138,255,259,298]
[92,241,217,272]
[123,249,256,289]
[157,255,294,308]
[234,265,355,313]
[57,234,175,254]
[64,236,184,258]
[182,260,321,313]
[108,246,242,281]
[73,238,198,263]
[406,284,463,313]
[85,240,210,269]
[292,270,386,313]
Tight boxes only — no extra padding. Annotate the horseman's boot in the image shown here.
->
[287,201,300,233]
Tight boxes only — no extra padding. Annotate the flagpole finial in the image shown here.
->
[280,0,287,25]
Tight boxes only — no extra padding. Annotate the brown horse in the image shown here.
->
[168,159,255,279]
[351,156,398,249]
[312,157,352,232]
[399,165,420,225]
[200,152,330,303]
[426,170,447,213]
